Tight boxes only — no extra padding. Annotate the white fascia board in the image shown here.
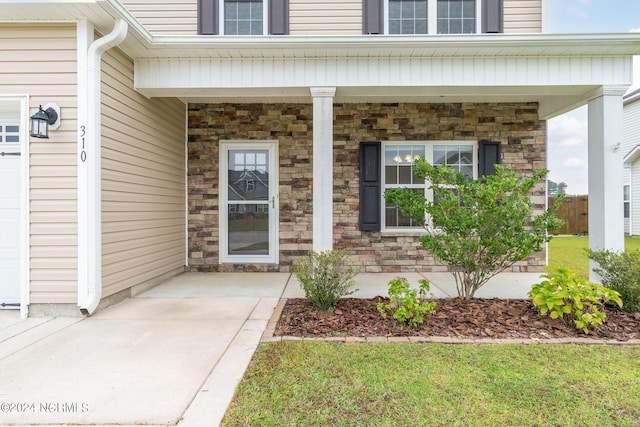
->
[624,145,640,166]
[142,33,640,59]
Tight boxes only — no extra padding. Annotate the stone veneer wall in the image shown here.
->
[333,102,546,273]
[187,102,546,273]
[188,103,314,272]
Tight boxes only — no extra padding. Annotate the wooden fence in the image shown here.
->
[548,195,588,235]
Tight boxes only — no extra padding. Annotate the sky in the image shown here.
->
[546,0,640,194]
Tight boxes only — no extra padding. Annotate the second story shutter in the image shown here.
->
[269,0,289,35]
[198,0,219,35]
[363,0,384,35]
[359,142,382,231]
[482,0,504,33]
[479,140,502,177]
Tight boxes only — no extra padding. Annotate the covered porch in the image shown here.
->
[131,33,639,278]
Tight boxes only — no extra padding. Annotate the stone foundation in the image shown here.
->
[187,102,546,273]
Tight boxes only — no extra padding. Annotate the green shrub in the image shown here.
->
[587,249,640,313]
[385,162,563,300]
[528,268,622,334]
[377,278,436,327]
[292,250,362,312]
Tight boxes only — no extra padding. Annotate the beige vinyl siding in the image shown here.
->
[624,98,640,236]
[632,161,640,236]
[504,0,542,34]
[290,0,362,35]
[0,24,78,304]
[121,0,197,35]
[101,47,185,298]
[624,99,640,156]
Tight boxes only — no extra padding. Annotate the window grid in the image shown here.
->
[389,0,429,35]
[383,142,476,230]
[224,0,264,35]
[0,124,20,144]
[437,0,476,34]
[384,144,426,227]
[433,144,474,178]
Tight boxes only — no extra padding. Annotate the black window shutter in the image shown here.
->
[198,0,219,35]
[269,0,289,35]
[482,0,503,33]
[479,140,502,177]
[359,142,382,231]
[363,0,384,34]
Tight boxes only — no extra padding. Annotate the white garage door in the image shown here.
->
[0,122,21,309]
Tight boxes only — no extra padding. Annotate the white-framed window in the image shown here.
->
[382,141,477,230]
[624,184,630,219]
[385,0,480,35]
[221,0,267,35]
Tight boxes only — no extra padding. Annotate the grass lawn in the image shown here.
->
[547,236,640,279]
[223,237,640,426]
[222,342,640,426]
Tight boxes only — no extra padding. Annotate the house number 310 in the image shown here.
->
[80,125,87,162]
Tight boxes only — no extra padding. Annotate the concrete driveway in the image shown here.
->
[0,272,291,427]
[0,270,540,426]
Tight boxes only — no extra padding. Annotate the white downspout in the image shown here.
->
[78,19,128,316]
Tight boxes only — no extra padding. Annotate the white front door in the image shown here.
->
[220,142,279,264]
[0,121,21,309]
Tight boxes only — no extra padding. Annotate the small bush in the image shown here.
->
[377,278,436,327]
[587,249,640,313]
[528,268,622,334]
[292,250,361,312]
[384,162,562,300]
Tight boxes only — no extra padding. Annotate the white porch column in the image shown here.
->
[310,87,336,252]
[587,86,627,282]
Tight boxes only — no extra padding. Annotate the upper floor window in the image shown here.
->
[364,0,502,35]
[437,0,477,34]
[198,0,289,36]
[223,0,265,35]
[388,0,428,35]
[386,0,478,34]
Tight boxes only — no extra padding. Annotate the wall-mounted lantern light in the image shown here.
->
[30,104,61,139]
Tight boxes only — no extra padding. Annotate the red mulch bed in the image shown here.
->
[275,297,640,342]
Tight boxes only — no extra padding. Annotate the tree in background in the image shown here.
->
[548,180,567,197]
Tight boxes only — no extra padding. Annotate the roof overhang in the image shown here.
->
[625,145,640,166]
[2,0,640,118]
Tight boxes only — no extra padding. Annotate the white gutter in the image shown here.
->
[78,18,128,316]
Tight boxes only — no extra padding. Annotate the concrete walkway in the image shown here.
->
[0,270,541,426]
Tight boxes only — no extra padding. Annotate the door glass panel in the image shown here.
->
[228,149,269,201]
[224,147,273,260]
[228,204,269,255]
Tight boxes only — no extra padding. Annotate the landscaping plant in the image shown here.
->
[587,248,640,312]
[385,161,563,299]
[292,250,362,312]
[377,278,436,327]
[528,268,622,334]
